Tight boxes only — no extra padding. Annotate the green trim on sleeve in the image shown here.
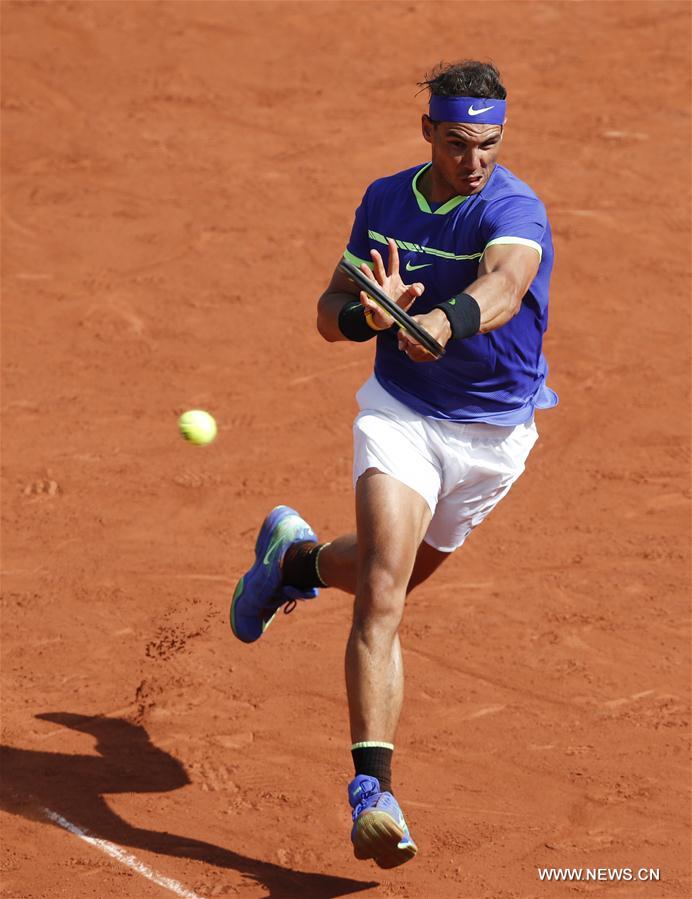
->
[343,249,374,269]
[484,236,543,259]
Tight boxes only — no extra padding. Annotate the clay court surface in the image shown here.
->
[2,1,690,897]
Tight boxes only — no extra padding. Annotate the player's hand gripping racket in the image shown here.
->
[338,259,445,359]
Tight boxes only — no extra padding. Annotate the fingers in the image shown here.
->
[368,241,401,281]
[360,260,377,283]
[368,249,387,285]
[359,291,384,318]
[386,238,400,277]
[360,290,392,329]
[397,330,418,353]
[397,329,435,362]
[398,282,424,311]
[358,262,391,326]
[359,290,376,311]
[364,248,424,315]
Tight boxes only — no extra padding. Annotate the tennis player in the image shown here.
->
[230,60,557,869]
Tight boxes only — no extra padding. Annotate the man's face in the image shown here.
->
[422,116,503,196]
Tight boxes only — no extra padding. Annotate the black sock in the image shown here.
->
[282,541,327,589]
[351,742,393,794]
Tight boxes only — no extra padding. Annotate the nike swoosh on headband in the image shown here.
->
[468,104,495,116]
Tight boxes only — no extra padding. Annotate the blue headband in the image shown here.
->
[429,95,506,125]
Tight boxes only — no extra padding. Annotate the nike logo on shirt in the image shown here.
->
[405,260,433,272]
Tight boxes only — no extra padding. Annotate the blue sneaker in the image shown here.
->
[230,506,319,643]
[348,775,418,869]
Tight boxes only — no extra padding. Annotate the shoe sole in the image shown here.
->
[352,810,418,869]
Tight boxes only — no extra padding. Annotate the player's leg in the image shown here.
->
[308,533,448,596]
[320,374,448,602]
[229,516,449,644]
[345,468,431,868]
[346,468,431,744]
[408,539,450,591]
[230,376,448,643]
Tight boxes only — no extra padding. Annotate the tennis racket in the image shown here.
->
[338,259,445,359]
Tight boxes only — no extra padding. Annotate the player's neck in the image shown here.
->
[420,164,464,204]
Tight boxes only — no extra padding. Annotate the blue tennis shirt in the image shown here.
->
[345,162,558,425]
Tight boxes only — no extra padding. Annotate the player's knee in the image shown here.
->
[354,567,406,632]
[353,603,403,647]
[359,561,405,599]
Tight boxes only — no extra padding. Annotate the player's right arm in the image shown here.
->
[316,267,360,342]
[317,243,425,342]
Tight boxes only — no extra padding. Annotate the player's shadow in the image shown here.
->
[0,713,376,899]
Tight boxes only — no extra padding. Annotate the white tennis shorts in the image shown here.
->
[353,375,539,552]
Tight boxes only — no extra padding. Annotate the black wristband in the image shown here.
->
[434,292,481,340]
[338,300,377,342]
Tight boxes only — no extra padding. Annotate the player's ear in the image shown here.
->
[421,114,435,145]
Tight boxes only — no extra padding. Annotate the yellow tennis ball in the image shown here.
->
[178,409,217,445]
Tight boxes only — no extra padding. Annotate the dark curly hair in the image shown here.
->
[419,60,507,100]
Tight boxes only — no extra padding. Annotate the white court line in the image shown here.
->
[41,807,204,899]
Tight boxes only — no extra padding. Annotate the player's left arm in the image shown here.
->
[465,241,541,332]
[399,242,540,360]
